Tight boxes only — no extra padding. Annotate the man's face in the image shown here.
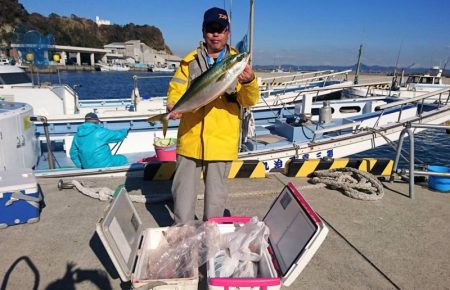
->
[203,22,229,53]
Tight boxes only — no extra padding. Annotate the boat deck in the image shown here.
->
[1,173,449,289]
[35,151,154,171]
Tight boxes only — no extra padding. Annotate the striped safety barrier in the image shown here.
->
[284,158,394,177]
[228,160,266,178]
[143,160,266,181]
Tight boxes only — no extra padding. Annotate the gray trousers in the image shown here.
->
[172,155,231,224]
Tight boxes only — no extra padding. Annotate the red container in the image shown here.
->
[155,144,176,161]
[153,138,177,161]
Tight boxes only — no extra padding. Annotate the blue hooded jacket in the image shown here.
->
[70,122,128,169]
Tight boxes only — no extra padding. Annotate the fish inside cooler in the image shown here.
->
[135,227,198,281]
[206,218,283,290]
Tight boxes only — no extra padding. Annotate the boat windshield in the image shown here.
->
[0,72,32,85]
[406,75,421,84]
[419,77,435,84]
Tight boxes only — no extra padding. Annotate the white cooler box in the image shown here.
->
[207,182,328,290]
[96,189,198,289]
[0,169,41,228]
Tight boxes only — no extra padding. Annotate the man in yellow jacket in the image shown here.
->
[167,7,260,223]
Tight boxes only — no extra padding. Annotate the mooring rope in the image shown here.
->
[63,178,326,204]
[310,167,384,201]
[66,180,172,203]
[362,127,426,166]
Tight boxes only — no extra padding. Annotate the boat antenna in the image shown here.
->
[443,56,449,73]
[354,44,363,84]
[391,39,404,89]
[229,0,232,45]
[354,25,366,84]
[249,0,255,65]
[223,0,232,45]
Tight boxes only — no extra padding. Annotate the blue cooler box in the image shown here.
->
[0,169,41,228]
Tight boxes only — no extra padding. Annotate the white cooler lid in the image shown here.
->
[0,169,36,193]
[263,182,328,286]
[96,188,144,282]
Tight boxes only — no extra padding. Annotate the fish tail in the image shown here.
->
[161,116,169,138]
[147,113,170,138]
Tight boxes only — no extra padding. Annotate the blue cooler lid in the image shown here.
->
[96,189,143,282]
[263,182,328,286]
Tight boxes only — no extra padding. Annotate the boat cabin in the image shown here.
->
[405,67,443,86]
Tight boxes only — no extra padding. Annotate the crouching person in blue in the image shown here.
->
[70,113,128,169]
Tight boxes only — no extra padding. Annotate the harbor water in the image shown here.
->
[38,71,449,169]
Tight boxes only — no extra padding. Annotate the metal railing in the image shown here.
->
[390,122,450,199]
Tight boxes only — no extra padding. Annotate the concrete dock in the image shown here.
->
[1,173,449,290]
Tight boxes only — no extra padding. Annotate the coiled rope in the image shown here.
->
[310,167,384,201]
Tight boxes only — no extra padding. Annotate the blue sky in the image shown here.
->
[19,0,450,67]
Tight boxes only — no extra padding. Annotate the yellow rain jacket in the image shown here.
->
[167,44,260,161]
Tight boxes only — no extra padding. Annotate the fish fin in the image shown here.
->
[147,113,165,123]
[147,113,170,138]
[216,71,228,83]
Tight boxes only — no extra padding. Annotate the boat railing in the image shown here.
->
[78,98,132,107]
[260,70,351,96]
[130,74,173,111]
[274,70,351,87]
[279,81,391,104]
[62,84,79,98]
[376,87,450,111]
[371,87,450,127]
[311,121,362,142]
[259,69,334,84]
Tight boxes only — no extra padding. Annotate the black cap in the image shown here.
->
[85,112,100,122]
[203,7,229,29]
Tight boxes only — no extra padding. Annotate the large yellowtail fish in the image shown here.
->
[148,52,250,137]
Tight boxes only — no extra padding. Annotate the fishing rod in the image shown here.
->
[112,128,131,155]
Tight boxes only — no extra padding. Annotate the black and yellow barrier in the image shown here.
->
[144,160,266,181]
[143,162,177,181]
[284,158,393,177]
[228,160,266,178]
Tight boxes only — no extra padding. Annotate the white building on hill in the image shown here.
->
[103,40,180,68]
[95,16,111,26]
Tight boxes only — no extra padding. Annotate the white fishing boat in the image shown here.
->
[344,67,450,103]
[0,64,354,130]
[98,63,130,72]
[0,64,167,118]
[256,70,352,109]
[149,64,175,73]
[2,86,448,177]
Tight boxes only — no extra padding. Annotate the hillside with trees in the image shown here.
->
[0,0,171,53]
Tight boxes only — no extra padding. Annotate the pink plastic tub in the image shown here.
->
[154,138,177,161]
